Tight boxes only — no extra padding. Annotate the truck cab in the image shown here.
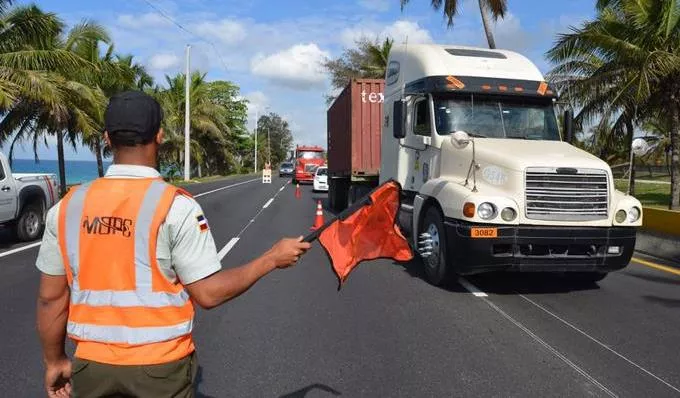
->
[293,145,325,184]
[381,44,642,285]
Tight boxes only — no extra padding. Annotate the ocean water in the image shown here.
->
[9,158,113,185]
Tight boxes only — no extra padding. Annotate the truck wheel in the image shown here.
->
[419,206,454,286]
[15,203,44,242]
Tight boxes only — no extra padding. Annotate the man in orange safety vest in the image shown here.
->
[35,90,311,397]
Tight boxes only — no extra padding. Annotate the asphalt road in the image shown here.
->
[1,175,679,397]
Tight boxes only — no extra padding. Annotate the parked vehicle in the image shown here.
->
[293,145,325,184]
[0,152,58,241]
[313,166,329,192]
[279,162,294,177]
[326,44,642,285]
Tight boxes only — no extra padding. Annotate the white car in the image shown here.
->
[313,166,328,192]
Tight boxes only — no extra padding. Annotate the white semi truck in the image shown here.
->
[331,44,642,286]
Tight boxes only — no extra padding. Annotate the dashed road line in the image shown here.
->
[218,181,288,259]
[218,238,240,260]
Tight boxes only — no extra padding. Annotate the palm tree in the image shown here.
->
[399,0,508,48]
[0,5,105,194]
[155,71,231,179]
[546,0,680,209]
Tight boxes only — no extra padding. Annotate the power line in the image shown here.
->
[138,0,231,73]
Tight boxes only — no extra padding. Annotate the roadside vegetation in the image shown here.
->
[0,0,293,195]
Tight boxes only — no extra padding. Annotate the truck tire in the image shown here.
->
[419,206,455,286]
[15,203,44,242]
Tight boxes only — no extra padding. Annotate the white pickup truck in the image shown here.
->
[0,152,58,241]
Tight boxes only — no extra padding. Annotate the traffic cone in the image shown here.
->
[295,183,301,199]
[310,200,324,230]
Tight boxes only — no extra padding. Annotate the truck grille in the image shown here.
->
[304,164,317,172]
[525,167,609,221]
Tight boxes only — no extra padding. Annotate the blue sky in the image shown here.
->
[3,0,598,161]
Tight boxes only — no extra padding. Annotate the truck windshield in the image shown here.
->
[297,151,324,159]
[433,95,560,141]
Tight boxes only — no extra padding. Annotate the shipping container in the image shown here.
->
[326,79,385,211]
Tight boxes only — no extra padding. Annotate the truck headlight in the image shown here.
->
[477,202,497,220]
[615,210,627,223]
[627,207,641,223]
[501,207,517,222]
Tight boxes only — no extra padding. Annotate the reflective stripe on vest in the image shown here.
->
[62,179,193,345]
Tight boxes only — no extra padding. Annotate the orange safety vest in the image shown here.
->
[57,177,195,365]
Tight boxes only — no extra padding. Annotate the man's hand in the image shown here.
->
[265,236,312,269]
[44,357,71,398]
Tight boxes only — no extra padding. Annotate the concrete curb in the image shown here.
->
[635,230,680,267]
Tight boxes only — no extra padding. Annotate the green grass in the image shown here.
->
[615,180,671,209]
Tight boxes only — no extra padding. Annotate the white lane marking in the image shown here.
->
[519,294,680,394]
[263,198,274,209]
[0,242,42,258]
[193,178,259,198]
[279,185,286,192]
[218,238,240,260]
[459,278,617,397]
[458,277,488,297]
[0,178,261,259]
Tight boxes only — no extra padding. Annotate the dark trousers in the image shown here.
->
[71,352,198,398]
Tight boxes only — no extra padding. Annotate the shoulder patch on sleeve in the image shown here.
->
[196,214,209,232]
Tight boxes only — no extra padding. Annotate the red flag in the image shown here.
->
[316,180,413,287]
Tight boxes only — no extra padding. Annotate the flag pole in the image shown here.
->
[303,194,373,243]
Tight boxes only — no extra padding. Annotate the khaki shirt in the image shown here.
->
[35,164,222,285]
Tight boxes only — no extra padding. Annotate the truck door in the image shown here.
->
[404,96,437,192]
[0,158,17,223]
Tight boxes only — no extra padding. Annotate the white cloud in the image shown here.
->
[357,0,390,12]
[250,43,330,90]
[194,19,247,45]
[492,13,533,52]
[148,53,180,71]
[340,20,433,48]
[117,13,171,29]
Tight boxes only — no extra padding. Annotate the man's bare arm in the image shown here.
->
[36,273,70,364]
[185,237,311,309]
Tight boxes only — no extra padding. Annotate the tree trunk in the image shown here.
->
[198,161,202,178]
[95,140,104,177]
[670,105,680,210]
[625,118,636,196]
[478,0,497,49]
[57,130,66,196]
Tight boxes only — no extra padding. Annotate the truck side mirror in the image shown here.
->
[563,109,574,144]
[393,100,405,139]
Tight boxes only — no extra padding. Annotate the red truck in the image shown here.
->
[293,145,325,184]
[326,79,384,211]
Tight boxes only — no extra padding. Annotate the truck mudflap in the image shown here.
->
[443,219,637,274]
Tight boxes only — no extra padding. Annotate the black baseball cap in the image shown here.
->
[104,91,163,144]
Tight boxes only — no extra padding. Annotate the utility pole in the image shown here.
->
[254,109,258,174]
[183,44,191,182]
